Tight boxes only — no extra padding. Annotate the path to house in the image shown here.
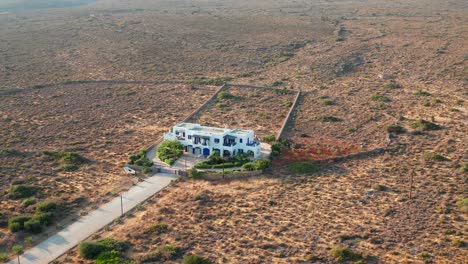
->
[9,173,176,264]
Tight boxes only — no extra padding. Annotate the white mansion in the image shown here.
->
[163,123,262,158]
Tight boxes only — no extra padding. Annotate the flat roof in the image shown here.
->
[175,123,254,135]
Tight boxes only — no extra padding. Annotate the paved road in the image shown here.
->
[9,173,176,264]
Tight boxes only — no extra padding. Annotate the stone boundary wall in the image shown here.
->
[182,83,227,122]
[276,89,302,140]
[201,170,263,181]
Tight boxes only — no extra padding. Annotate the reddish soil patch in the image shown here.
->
[273,137,362,166]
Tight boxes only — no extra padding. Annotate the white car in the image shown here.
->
[123,166,136,174]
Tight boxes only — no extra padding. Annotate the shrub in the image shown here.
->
[288,162,320,174]
[271,142,282,156]
[383,83,402,89]
[254,159,270,170]
[142,166,149,174]
[330,247,363,262]
[456,199,468,213]
[129,149,154,167]
[415,90,431,96]
[183,254,212,264]
[44,151,85,170]
[188,168,202,179]
[424,152,446,161]
[141,245,180,262]
[387,124,405,134]
[0,212,7,227]
[242,162,256,171]
[217,91,236,100]
[97,238,129,253]
[0,253,8,261]
[157,141,184,165]
[61,164,79,171]
[96,250,123,264]
[410,119,441,131]
[8,215,32,232]
[148,222,168,234]
[371,95,391,102]
[33,212,54,226]
[79,241,106,259]
[322,100,335,106]
[22,198,36,206]
[320,116,342,122]
[262,135,276,143]
[9,185,38,199]
[36,201,58,213]
[24,219,43,234]
[372,184,387,191]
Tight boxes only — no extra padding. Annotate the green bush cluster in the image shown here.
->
[183,254,212,264]
[129,149,154,167]
[9,185,38,199]
[43,151,85,171]
[371,94,391,102]
[288,162,320,174]
[217,91,236,100]
[0,253,8,261]
[320,116,342,122]
[8,201,58,233]
[424,152,446,161]
[242,159,270,171]
[141,245,180,262]
[148,222,168,234]
[410,119,441,131]
[262,135,276,143]
[79,238,129,261]
[387,124,406,134]
[330,247,364,262]
[194,152,250,169]
[188,168,203,180]
[383,82,402,89]
[0,212,7,227]
[157,141,184,165]
[415,90,431,96]
[271,142,282,156]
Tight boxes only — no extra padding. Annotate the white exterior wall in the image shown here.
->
[163,123,261,158]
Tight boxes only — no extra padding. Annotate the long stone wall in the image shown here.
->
[276,89,302,140]
[201,170,264,181]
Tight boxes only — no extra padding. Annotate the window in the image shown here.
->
[175,131,179,135]
[238,149,244,154]
[214,138,220,143]
[188,135,192,139]
[240,139,243,143]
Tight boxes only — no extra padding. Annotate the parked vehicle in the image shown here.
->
[123,166,136,174]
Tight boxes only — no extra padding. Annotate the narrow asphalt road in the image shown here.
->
[9,173,176,264]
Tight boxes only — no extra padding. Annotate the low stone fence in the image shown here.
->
[200,170,263,181]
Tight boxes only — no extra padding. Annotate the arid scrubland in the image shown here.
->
[0,0,466,263]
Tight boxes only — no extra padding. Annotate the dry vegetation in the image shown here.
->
[190,85,297,138]
[0,82,216,250]
[0,0,467,262]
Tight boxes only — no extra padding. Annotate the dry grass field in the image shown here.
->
[190,85,297,139]
[0,0,467,263]
[0,82,217,250]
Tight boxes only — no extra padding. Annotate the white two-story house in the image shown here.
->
[163,123,262,158]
